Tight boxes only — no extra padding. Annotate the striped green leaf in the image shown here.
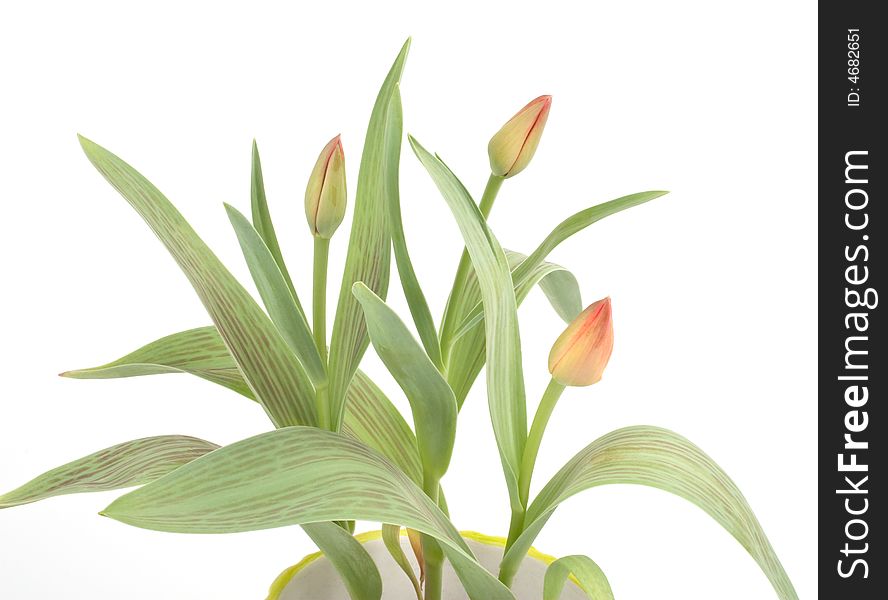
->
[303,521,382,600]
[409,136,526,511]
[0,436,218,509]
[386,88,441,369]
[225,203,326,385]
[543,555,613,600]
[444,193,666,407]
[501,426,798,600]
[250,140,302,315]
[353,282,456,482]
[343,369,422,485]
[61,327,423,485]
[102,427,516,600]
[78,136,316,428]
[382,524,423,600]
[328,39,410,431]
[60,326,253,398]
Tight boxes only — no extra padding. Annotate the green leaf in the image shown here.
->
[78,136,316,428]
[514,191,668,289]
[543,555,614,600]
[0,436,218,509]
[225,203,326,385]
[328,39,410,432]
[449,250,582,347]
[353,282,456,482]
[103,427,515,600]
[386,88,441,369]
[62,327,423,486]
[502,426,798,600]
[444,193,666,406]
[250,140,302,316]
[507,251,581,324]
[382,524,423,600]
[60,326,254,398]
[409,136,526,511]
[303,522,382,600]
[342,369,423,485]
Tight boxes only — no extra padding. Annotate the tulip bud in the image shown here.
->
[487,95,552,178]
[304,135,346,239]
[548,297,614,386]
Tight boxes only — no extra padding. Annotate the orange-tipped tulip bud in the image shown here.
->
[548,297,614,387]
[304,135,346,239]
[487,95,552,178]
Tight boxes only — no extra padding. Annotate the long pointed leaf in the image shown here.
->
[78,136,316,428]
[102,427,515,600]
[353,282,456,482]
[302,522,382,600]
[544,555,614,600]
[454,192,668,344]
[62,327,423,485]
[60,326,254,398]
[250,140,302,315]
[409,136,526,511]
[386,88,441,368]
[225,203,326,385]
[0,436,218,509]
[328,39,410,431]
[501,426,798,600]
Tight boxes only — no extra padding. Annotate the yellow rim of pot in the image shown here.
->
[266,530,561,600]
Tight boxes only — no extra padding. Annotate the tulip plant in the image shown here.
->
[0,40,798,600]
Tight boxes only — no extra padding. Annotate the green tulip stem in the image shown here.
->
[313,236,331,430]
[519,378,566,506]
[422,474,445,600]
[500,378,566,587]
[440,173,504,367]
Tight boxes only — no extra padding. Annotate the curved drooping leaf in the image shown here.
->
[61,327,423,485]
[501,426,798,600]
[303,521,383,600]
[102,427,515,600]
[78,136,316,428]
[452,251,581,346]
[382,524,423,600]
[386,88,441,369]
[328,39,410,432]
[225,204,326,385]
[353,282,456,482]
[446,252,582,405]
[0,436,218,509]
[543,555,614,600]
[527,262,583,325]
[454,192,668,344]
[60,326,254,398]
[444,194,666,407]
[250,140,301,314]
[409,136,526,512]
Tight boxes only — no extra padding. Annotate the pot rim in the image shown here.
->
[267,529,562,600]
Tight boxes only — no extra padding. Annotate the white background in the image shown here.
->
[0,1,816,598]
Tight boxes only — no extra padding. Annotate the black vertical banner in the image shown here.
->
[820,1,885,597]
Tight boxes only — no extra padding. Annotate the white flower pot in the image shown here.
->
[267,531,585,600]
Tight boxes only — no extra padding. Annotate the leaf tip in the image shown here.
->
[351,281,371,300]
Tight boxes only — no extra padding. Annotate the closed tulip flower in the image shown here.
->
[304,135,346,239]
[548,297,614,387]
[487,95,552,178]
